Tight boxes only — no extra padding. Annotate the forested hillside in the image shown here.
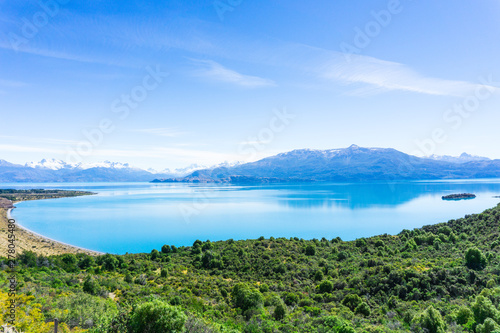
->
[2,204,500,332]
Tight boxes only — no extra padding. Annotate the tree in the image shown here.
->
[83,276,100,295]
[476,318,500,333]
[305,244,316,256]
[18,251,37,267]
[274,301,286,320]
[412,306,446,333]
[342,294,362,311]
[231,283,263,312]
[60,253,78,272]
[465,247,487,270]
[102,254,119,271]
[314,270,324,281]
[355,302,371,316]
[455,306,473,325]
[151,249,160,260]
[79,255,95,269]
[318,280,333,294]
[129,300,187,333]
[472,295,499,325]
[161,244,172,254]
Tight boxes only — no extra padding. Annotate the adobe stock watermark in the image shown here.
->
[340,0,409,62]
[179,108,295,224]
[8,0,70,52]
[179,187,219,224]
[237,108,296,161]
[66,65,169,164]
[413,75,499,157]
[381,75,499,190]
[213,0,243,21]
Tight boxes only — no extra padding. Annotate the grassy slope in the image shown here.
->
[1,203,500,332]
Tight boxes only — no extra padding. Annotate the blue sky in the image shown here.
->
[1,0,500,169]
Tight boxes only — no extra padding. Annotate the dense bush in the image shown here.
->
[129,300,187,333]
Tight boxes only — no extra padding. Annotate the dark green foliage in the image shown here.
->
[274,301,287,320]
[472,295,499,325]
[231,283,263,312]
[18,251,37,267]
[314,270,324,281]
[162,244,172,254]
[342,294,362,311]
[83,276,100,295]
[412,306,446,333]
[129,300,187,333]
[354,302,370,316]
[465,247,487,270]
[101,254,120,271]
[283,292,299,305]
[305,244,316,256]
[318,280,333,293]
[150,249,160,260]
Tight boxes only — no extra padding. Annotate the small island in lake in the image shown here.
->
[442,193,476,200]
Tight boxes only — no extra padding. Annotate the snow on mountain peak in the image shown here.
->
[25,159,134,170]
[428,153,490,163]
[25,158,72,170]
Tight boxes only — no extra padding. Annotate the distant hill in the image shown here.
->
[0,159,239,183]
[0,159,174,182]
[153,145,500,183]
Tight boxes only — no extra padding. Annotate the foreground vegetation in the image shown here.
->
[1,203,500,332]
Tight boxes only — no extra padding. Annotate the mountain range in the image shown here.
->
[153,145,500,183]
[0,158,220,183]
[1,146,499,183]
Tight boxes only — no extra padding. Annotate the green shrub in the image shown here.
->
[83,276,100,295]
[472,295,499,325]
[231,283,263,312]
[412,306,446,333]
[342,294,362,311]
[162,245,172,254]
[318,280,333,294]
[305,244,316,256]
[355,302,370,316]
[476,318,500,333]
[465,247,487,270]
[274,301,286,320]
[454,306,473,325]
[129,300,187,333]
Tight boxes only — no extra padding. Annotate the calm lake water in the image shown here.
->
[3,180,500,254]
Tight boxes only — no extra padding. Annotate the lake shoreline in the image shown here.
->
[0,193,102,257]
[6,204,103,256]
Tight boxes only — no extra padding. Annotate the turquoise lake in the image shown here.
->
[3,180,500,254]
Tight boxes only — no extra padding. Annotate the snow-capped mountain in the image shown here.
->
[25,158,74,170]
[25,159,134,171]
[153,145,500,183]
[428,153,491,164]
[1,159,173,182]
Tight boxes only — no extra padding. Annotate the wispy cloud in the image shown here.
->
[192,59,276,88]
[317,52,500,97]
[130,128,187,137]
